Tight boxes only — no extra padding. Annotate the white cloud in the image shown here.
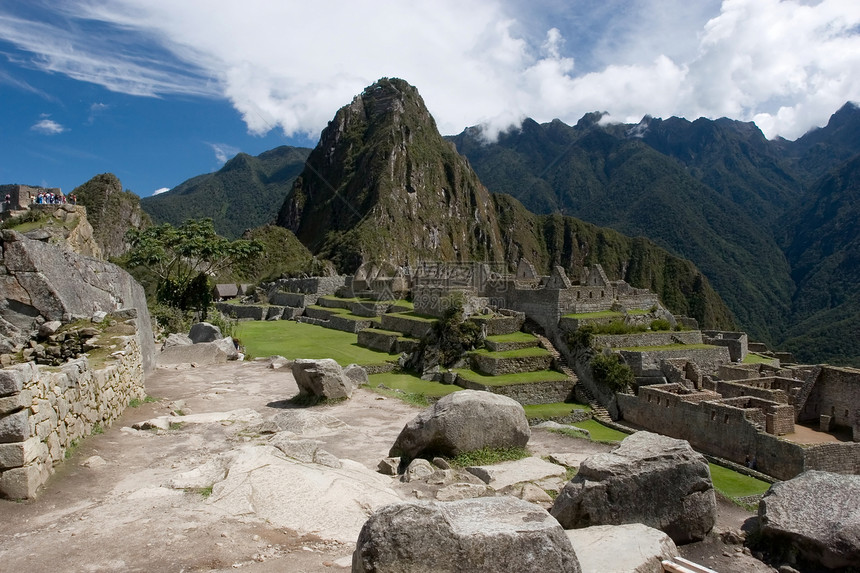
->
[87,102,109,124]
[2,0,859,140]
[31,117,66,135]
[152,187,170,195]
[207,142,240,165]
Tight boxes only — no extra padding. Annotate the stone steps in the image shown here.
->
[357,327,420,354]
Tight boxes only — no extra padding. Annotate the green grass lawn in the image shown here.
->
[569,419,630,442]
[368,372,460,398]
[453,368,570,386]
[523,402,591,419]
[235,321,394,366]
[709,463,771,500]
[470,347,551,359]
[562,310,624,319]
[485,332,539,343]
[386,311,438,323]
[743,353,778,365]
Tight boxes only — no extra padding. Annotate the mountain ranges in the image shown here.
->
[138,80,860,367]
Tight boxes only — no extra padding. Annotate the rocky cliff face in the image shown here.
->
[73,173,149,259]
[276,78,504,271]
[0,230,155,373]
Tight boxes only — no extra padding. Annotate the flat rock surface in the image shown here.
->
[566,523,678,573]
[0,360,774,572]
[466,456,566,490]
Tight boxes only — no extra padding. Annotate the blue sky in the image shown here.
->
[1,0,859,198]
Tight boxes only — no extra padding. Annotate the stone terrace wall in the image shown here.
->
[702,331,748,362]
[268,276,345,296]
[802,366,860,440]
[0,334,144,498]
[591,331,703,349]
[618,385,860,480]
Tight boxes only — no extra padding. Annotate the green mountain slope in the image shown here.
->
[141,146,310,239]
[274,78,734,329]
[451,120,791,343]
[72,173,150,258]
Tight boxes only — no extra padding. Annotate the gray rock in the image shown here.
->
[268,355,290,369]
[758,470,860,570]
[38,320,62,338]
[0,409,30,442]
[402,458,436,482]
[211,337,239,360]
[566,524,679,573]
[292,358,353,400]
[389,390,530,464]
[158,341,228,365]
[0,367,26,397]
[434,482,494,502]
[269,435,342,469]
[91,311,108,323]
[0,231,156,373]
[343,363,369,386]
[377,457,399,476]
[352,497,581,573]
[550,431,716,544]
[188,322,222,343]
[162,333,193,348]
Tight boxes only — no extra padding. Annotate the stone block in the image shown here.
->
[0,437,46,469]
[0,463,48,499]
[0,408,30,443]
[0,389,32,415]
[0,368,25,397]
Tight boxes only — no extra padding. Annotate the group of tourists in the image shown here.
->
[33,192,76,205]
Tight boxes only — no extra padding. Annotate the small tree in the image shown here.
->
[590,353,634,393]
[125,219,262,321]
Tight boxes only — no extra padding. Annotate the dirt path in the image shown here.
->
[0,360,774,572]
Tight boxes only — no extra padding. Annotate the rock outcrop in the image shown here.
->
[389,390,530,464]
[550,431,716,543]
[188,322,222,343]
[0,230,155,373]
[352,497,581,573]
[291,358,354,400]
[757,470,860,570]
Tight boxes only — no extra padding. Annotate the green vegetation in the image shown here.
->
[64,439,80,460]
[229,224,321,282]
[422,301,482,367]
[590,353,635,392]
[470,347,550,359]
[523,402,591,419]
[709,463,771,503]
[92,423,104,435]
[235,320,394,366]
[570,419,630,442]
[185,485,214,498]
[125,219,262,322]
[368,372,459,399]
[562,310,624,319]
[447,446,531,468]
[72,172,150,258]
[485,332,539,343]
[743,353,778,365]
[128,395,157,408]
[454,368,569,387]
[140,146,311,239]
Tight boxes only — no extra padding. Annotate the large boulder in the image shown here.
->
[291,358,353,400]
[550,431,716,544]
[352,496,581,573]
[0,230,156,372]
[188,322,222,343]
[757,470,860,570]
[389,390,530,464]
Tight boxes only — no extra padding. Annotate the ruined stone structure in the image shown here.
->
[0,184,62,214]
[0,321,145,498]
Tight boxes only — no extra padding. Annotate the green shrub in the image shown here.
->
[568,325,595,348]
[650,319,672,331]
[206,309,238,340]
[149,302,192,334]
[447,446,530,468]
[590,353,634,392]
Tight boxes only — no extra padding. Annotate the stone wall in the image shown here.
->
[618,385,860,480]
[801,366,860,441]
[0,334,145,498]
[591,331,703,349]
[469,352,552,376]
[456,378,575,405]
[701,331,748,362]
[619,346,731,376]
[268,276,345,296]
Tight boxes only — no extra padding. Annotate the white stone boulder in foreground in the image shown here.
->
[292,358,354,400]
[758,470,860,570]
[566,524,679,573]
[389,390,530,465]
[551,431,716,543]
[352,496,581,572]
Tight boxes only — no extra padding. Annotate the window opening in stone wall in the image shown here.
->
[724,414,729,423]
[711,411,716,421]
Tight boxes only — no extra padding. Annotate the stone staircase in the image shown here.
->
[532,333,613,422]
[793,364,823,417]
